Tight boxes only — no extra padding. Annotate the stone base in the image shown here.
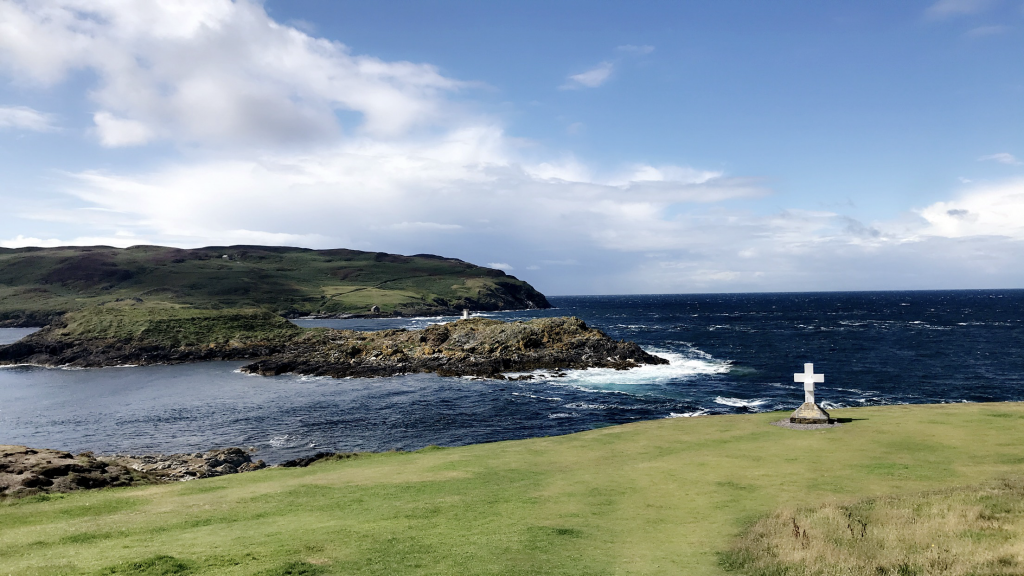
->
[790,402,831,424]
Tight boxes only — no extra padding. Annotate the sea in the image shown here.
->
[1,290,1022,463]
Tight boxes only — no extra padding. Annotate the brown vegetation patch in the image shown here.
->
[721,477,1024,575]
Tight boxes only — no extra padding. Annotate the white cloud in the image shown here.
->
[561,62,614,89]
[616,45,655,55]
[93,112,155,147]
[487,262,514,271]
[14,154,1024,292]
[979,152,1022,165]
[0,105,57,132]
[0,0,466,146]
[39,127,763,256]
[916,179,1024,239]
[0,234,142,248]
[926,0,995,18]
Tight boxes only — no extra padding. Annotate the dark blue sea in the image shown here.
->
[1,290,1023,462]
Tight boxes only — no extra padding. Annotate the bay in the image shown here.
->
[2,290,1022,462]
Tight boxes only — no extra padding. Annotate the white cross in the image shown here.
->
[794,363,824,404]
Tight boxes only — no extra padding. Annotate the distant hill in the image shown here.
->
[0,245,550,326]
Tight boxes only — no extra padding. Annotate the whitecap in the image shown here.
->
[714,396,769,408]
[269,434,297,448]
[510,392,562,401]
[668,409,710,418]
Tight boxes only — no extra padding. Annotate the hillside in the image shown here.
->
[2,403,1024,575]
[0,245,550,326]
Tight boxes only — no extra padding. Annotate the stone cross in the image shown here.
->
[794,363,824,404]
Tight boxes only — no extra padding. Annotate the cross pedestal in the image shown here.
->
[790,363,831,424]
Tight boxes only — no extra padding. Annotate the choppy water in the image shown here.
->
[2,291,1023,462]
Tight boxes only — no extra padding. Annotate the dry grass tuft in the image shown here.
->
[721,477,1024,575]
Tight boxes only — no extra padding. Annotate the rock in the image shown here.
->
[242,316,668,379]
[279,452,359,468]
[789,402,831,424]
[238,460,267,472]
[0,445,149,498]
[0,444,273,499]
[0,315,664,380]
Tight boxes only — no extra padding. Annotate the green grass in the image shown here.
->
[42,302,303,347]
[4,403,1024,575]
[0,245,549,324]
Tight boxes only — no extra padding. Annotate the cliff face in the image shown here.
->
[0,245,551,326]
[0,306,666,378]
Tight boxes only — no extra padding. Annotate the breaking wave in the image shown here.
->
[506,349,729,389]
[714,396,770,408]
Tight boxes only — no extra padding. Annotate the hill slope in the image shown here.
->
[0,245,550,326]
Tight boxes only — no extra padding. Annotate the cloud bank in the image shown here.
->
[0,0,464,147]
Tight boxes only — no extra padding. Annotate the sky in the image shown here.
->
[0,0,1023,295]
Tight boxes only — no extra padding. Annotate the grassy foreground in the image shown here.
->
[4,402,1024,575]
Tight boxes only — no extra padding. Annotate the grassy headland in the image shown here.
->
[3,402,1024,575]
[0,245,550,326]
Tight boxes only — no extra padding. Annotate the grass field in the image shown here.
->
[4,402,1024,575]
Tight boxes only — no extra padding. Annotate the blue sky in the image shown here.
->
[1,0,1023,295]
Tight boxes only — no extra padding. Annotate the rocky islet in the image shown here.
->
[0,315,668,378]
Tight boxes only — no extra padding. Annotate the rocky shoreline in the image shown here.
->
[0,316,668,377]
[0,445,353,499]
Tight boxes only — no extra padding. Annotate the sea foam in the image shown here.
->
[505,349,729,389]
[713,396,770,408]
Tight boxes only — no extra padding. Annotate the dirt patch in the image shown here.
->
[770,419,843,430]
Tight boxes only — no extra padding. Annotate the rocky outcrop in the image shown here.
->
[110,448,267,481]
[0,445,267,498]
[242,316,668,378]
[0,315,667,378]
[0,337,291,368]
[278,452,359,468]
[0,445,144,498]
